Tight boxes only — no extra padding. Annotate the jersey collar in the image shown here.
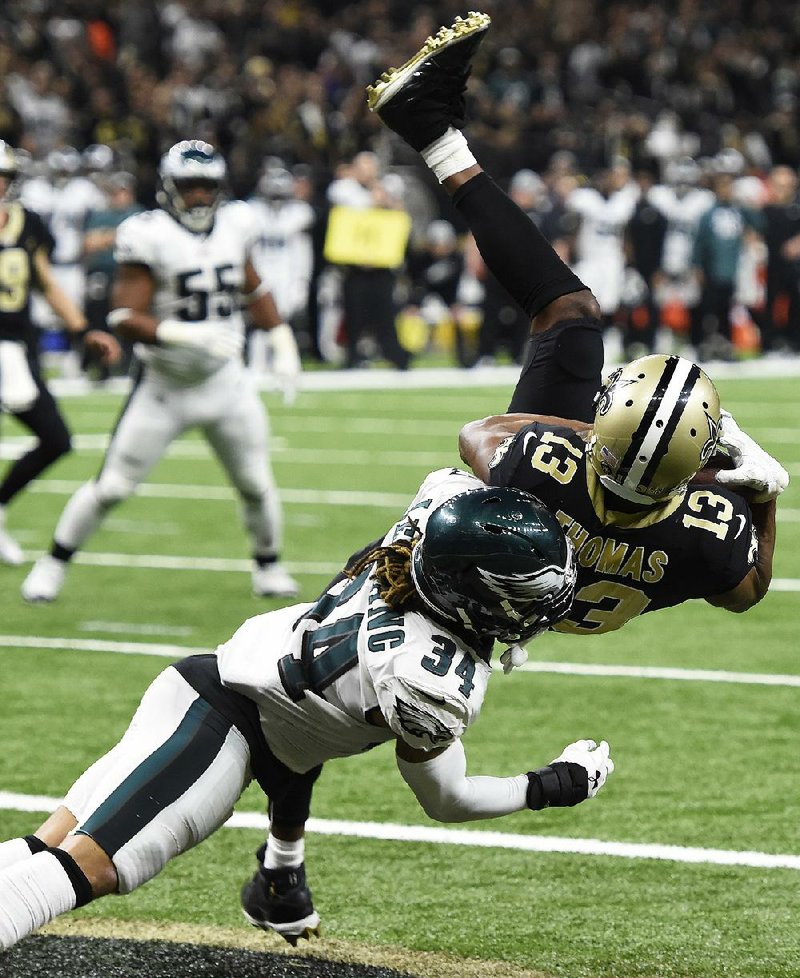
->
[585,463,685,528]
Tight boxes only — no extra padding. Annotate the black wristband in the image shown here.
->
[526,761,589,810]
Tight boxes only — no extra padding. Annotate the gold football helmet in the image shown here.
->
[0,140,20,202]
[589,354,721,504]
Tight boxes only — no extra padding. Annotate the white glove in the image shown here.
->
[268,322,302,405]
[715,409,789,503]
[554,739,614,798]
[499,644,529,674]
[155,319,244,360]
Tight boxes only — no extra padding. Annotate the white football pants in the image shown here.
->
[53,359,282,556]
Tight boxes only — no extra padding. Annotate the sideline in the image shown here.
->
[46,357,800,400]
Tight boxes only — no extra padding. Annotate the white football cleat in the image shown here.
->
[21,555,67,602]
[252,561,299,598]
[0,523,24,566]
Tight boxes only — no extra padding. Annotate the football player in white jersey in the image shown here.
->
[567,160,640,325]
[21,147,107,340]
[21,140,303,602]
[248,166,315,375]
[0,469,613,951]
[648,157,714,317]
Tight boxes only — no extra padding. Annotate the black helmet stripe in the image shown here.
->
[617,355,680,482]
[639,362,702,487]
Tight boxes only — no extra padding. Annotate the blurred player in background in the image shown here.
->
[0,140,119,566]
[649,156,714,348]
[20,145,107,372]
[81,170,143,378]
[248,164,315,378]
[21,140,302,602]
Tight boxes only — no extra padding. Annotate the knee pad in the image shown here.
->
[552,320,605,382]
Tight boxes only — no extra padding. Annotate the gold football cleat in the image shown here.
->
[366,11,491,112]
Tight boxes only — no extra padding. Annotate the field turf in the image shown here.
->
[0,368,798,978]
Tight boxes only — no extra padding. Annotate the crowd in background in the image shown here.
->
[3,0,800,370]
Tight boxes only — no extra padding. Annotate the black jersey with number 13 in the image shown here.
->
[488,421,757,634]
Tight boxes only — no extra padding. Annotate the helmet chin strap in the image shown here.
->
[599,473,666,506]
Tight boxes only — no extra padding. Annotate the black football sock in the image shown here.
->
[451,172,588,319]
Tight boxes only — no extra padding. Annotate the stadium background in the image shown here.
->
[1,3,800,978]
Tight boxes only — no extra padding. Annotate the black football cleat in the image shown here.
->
[366,11,491,151]
[241,854,320,946]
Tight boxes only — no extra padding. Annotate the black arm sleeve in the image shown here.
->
[452,172,588,320]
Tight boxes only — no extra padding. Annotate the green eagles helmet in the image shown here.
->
[589,354,721,505]
[156,139,227,233]
[411,486,576,645]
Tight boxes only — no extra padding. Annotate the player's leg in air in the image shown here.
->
[367,11,604,423]
[240,12,605,940]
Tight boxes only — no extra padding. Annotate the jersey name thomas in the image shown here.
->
[488,422,757,634]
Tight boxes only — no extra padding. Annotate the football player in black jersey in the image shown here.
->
[368,11,787,631]
[238,12,789,941]
[0,141,120,564]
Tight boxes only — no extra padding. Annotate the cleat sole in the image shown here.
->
[366,11,491,112]
[284,925,321,947]
[242,907,321,946]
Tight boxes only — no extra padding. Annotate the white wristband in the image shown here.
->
[106,307,133,329]
[420,126,478,183]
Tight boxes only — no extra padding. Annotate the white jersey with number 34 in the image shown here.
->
[217,468,493,773]
[114,201,262,383]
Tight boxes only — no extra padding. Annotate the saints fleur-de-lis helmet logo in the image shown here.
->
[593,367,638,417]
[699,411,720,467]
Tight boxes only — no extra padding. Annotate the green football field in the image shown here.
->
[0,368,798,978]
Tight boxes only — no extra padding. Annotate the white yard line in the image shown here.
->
[21,550,342,574]
[27,480,411,508]
[513,660,800,686]
[0,635,206,657]
[78,620,195,638]
[42,358,800,403]
[20,481,800,519]
[2,634,799,686]
[0,790,796,871]
[1,437,455,469]
[14,548,800,589]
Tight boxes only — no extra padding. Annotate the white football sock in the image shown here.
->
[0,852,82,950]
[420,126,478,183]
[0,837,43,872]
[263,834,304,870]
[52,481,107,551]
[242,489,281,556]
